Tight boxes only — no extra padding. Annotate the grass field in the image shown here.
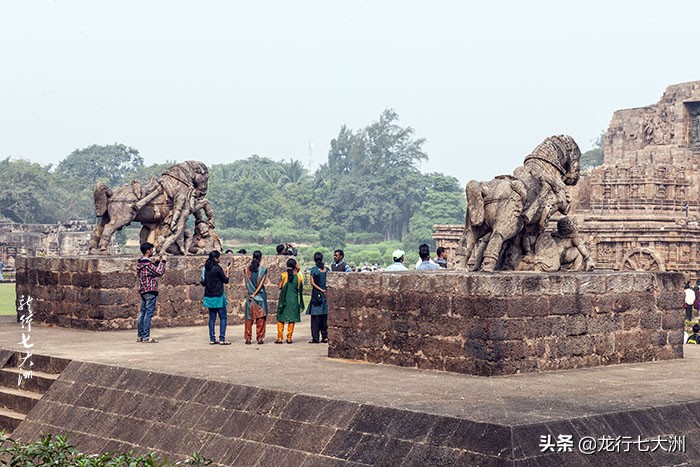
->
[0,282,16,316]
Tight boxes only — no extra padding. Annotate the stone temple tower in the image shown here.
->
[569,80,700,273]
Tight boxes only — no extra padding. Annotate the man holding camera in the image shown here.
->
[136,242,167,343]
[276,242,298,256]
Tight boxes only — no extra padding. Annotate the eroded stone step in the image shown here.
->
[0,367,59,393]
[0,385,42,414]
[0,406,25,433]
[7,353,70,375]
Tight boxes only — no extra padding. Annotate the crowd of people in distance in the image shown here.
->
[134,242,450,346]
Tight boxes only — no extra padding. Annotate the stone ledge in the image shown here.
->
[14,255,289,330]
[9,359,698,466]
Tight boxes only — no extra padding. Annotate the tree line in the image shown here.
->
[0,110,467,249]
[0,110,605,251]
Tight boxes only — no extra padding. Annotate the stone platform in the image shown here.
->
[14,255,289,330]
[1,321,699,466]
[326,271,685,376]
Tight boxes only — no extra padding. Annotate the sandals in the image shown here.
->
[209,341,218,345]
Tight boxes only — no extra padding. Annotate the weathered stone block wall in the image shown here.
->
[326,271,685,376]
[14,255,288,330]
[10,356,700,466]
[13,360,499,466]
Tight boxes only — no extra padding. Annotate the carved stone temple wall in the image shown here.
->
[569,81,700,273]
[435,80,700,274]
[0,220,98,264]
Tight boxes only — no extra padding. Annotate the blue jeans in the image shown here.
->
[208,307,228,342]
[137,293,157,339]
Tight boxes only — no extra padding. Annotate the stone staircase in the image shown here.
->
[0,352,70,433]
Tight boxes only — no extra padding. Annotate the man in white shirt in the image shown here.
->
[386,249,408,271]
[416,244,440,271]
[685,281,696,321]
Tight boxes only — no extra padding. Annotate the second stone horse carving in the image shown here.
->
[454,135,582,272]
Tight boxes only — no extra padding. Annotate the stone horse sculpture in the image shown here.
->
[453,135,581,271]
[89,160,212,255]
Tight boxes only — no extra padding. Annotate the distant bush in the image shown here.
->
[319,225,347,249]
[346,232,384,244]
[218,227,319,245]
[342,241,416,267]
[212,239,425,270]
[216,227,266,243]
[223,243,279,257]
[0,433,212,466]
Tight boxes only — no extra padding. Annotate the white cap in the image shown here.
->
[392,249,405,259]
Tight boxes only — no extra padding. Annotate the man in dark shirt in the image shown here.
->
[435,247,448,268]
[331,249,351,272]
[687,324,700,344]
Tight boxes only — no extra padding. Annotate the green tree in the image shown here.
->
[322,109,428,240]
[208,156,313,233]
[283,182,331,231]
[0,158,69,223]
[320,225,347,249]
[258,166,283,185]
[279,159,308,185]
[581,132,604,171]
[405,173,466,248]
[327,125,357,176]
[258,218,291,243]
[56,143,144,186]
[132,160,179,181]
[208,171,284,230]
[53,144,146,222]
[213,155,285,182]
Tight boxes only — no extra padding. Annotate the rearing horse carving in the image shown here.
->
[453,135,581,272]
[89,160,212,255]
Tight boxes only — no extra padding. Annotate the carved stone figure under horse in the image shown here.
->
[89,160,210,255]
[453,134,581,272]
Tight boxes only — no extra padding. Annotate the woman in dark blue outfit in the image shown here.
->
[203,250,231,345]
[306,252,329,343]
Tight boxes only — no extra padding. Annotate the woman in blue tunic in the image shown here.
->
[244,250,268,345]
[306,252,329,343]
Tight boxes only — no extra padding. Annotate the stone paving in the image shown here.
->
[2,317,699,426]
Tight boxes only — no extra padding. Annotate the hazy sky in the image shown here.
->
[1,1,699,185]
